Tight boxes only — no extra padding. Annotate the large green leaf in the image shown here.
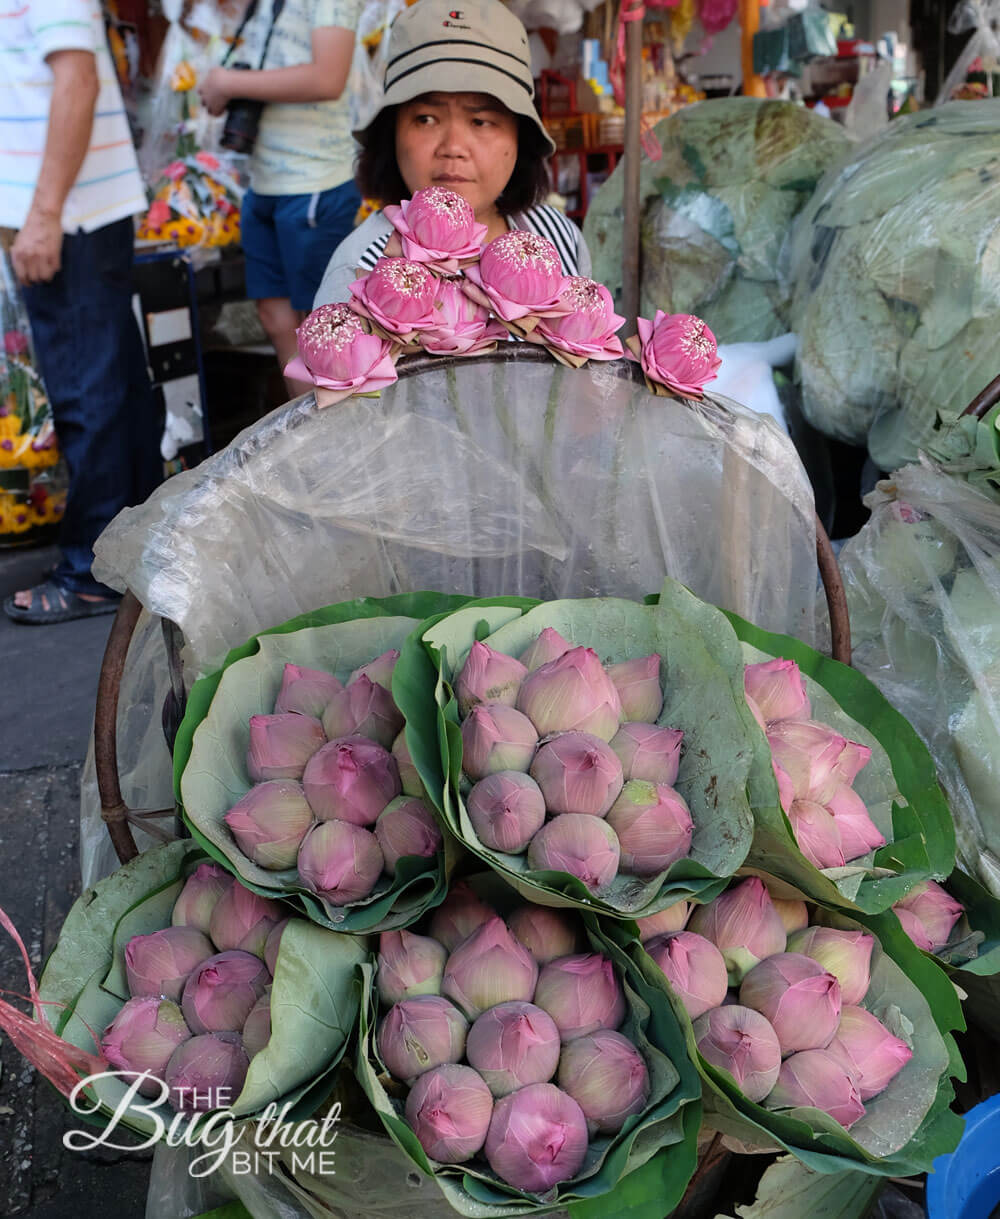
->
[711,1157,884,1219]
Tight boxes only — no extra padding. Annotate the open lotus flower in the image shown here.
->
[788,798,847,870]
[739,952,842,1054]
[824,1005,913,1099]
[892,881,963,952]
[297,819,384,903]
[373,796,442,875]
[405,1063,493,1163]
[606,780,693,875]
[693,1004,782,1102]
[467,1000,561,1097]
[165,1031,249,1113]
[428,881,496,952]
[321,675,403,750]
[462,230,569,325]
[744,659,810,724]
[518,647,623,742]
[418,277,507,356]
[378,995,468,1083]
[181,950,270,1035]
[273,663,343,718]
[284,303,397,407]
[526,813,621,891]
[209,884,284,958]
[507,905,581,964]
[348,649,399,691]
[383,187,488,273]
[125,926,215,1002]
[171,864,232,935]
[635,902,690,941]
[605,654,663,722]
[529,731,624,817]
[533,953,625,1041]
[461,702,539,780]
[246,713,326,782]
[391,730,427,799]
[377,930,448,1006]
[825,785,886,861]
[441,916,538,1019]
[687,877,788,985]
[646,930,728,1020]
[767,720,871,804]
[101,997,192,1096]
[610,722,684,786]
[765,1048,865,1128]
[630,311,721,398]
[242,990,272,1058]
[786,926,874,1006]
[224,779,314,870]
[519,627,573,672]
[484,1081,588,1192]
[557,1028,650,1134]
[349,257,439,340]
[467,770,546,853]
[530,276,625,365]
[302,736,401,825]
[455,641,527,717]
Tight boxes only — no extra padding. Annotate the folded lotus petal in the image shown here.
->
[463,231,570,322]
[637,311,721,397]
[349,258,439,338]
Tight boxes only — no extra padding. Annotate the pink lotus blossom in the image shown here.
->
[418,278,507,356]
[893,881,963,952]
[826,785,886,861]
[766,1048,865,1128]
[349,258,440,340]
[632,312,721,397]
[767,719,871,805]
[531,277,625,363]
[825,1005,913,1099]
[462,230,569,323]
[284,304,397,407]
[383,187,488,274]
[744,659,810,724]
[788,798,846,870]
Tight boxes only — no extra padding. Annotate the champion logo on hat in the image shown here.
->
[448,9,463,16]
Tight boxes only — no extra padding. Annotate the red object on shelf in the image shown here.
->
[539,70,578,119]
[837,38,876,57]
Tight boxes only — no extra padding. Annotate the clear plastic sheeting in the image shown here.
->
[788,101,1000,471]
[584,98,850,342]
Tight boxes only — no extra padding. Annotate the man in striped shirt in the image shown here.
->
[2,1,160,624]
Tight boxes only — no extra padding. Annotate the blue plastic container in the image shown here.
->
[927,1094,1000,1219]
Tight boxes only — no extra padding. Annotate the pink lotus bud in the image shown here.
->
[767,720,871,804]
[771,898,809,935]
[743,659,810,724]
[533,953,625,1041]
[687,878,788,984]
[209,884,284,958]
[467,1001,561,1097]
[263,918,289,976]
[125,926,216,1001]
[765,1048,865,1128]
[391,730,427,798]
[557,1029,650,1134]
[101,997,191,1095]
[246,713,326,782]
[428,881,496,952]
[467,771,546,852]
[635,902,690,941]
[606,781,693,875]
[418,278,507,356]
[825,786,886,861]
[441,916,538,1019]
[285,304,398,405]
[224,780,314,870]
[242,990,272,1058]
[349,258,439,339]
[405,1063,493,1163]
[693,1005,782,1102]
[745,693,767,732]
[825,1005,913,1099]
[321,676,403,750]
[463,230,567,323]
[532,276,626,362]
[519,627,574,672]
[529,731,624,816]
[788,798,847,870]
[461,702,539,780]
[893,881,963,952]
[605,655,663,723]
[302,736,401,825]
[165,1031,249,1112]
[646,931,729,1020]
[181,950,270,1035]
[527,813,621,891]
[508,905,581,964]
[297,819,384,903]
[773,760,796,813]
[377,995,468,1083]
[273,663,343,718]
[739,953,842,1054]
[374,796,442,875]
[377,929,447,1006]
[610,722,684,786]
[171,864,232,935]
[384,187,488,273]
[484,1082,588,1191]
[786,927,874,1006]
[455,641,527,716]
[894,906,933,952]
[517,647,623,742]
[634,311,721,397]
[348,649,399,691]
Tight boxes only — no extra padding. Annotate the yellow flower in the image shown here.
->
[171,61,197,92]
[0,414,21,439]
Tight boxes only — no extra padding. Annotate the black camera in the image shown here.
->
[220,63,264,154]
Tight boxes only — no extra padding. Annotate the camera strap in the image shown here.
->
[221,0,288,70]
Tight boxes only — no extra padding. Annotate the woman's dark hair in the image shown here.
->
[355,104,551,215]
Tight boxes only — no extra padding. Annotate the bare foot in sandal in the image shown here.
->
[5,578,119,625]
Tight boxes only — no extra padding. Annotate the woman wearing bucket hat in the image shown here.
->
[313,0,591,307]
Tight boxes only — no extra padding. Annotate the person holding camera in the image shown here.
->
[199,0,361,395]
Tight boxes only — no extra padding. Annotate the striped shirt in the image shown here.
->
[0,0,146,232]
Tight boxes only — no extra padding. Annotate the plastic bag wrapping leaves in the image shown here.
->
[584,98,850,341]
[787,101,1000,470]
[832,459,1000,898]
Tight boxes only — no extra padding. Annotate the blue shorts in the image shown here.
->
[242,180,362,311]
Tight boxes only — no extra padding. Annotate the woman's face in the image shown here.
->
[395,92,519,219]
